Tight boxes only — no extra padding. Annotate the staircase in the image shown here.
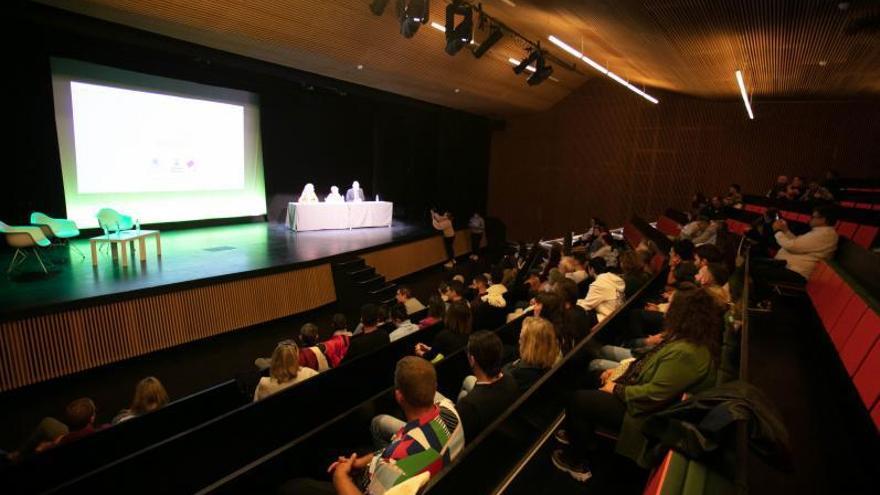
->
[332,257,398,315]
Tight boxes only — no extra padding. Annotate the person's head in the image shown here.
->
[65,398,96,431]
[270,340,301,383]
[728,184,741,195]
[558,256,576,274]
[555,278,579,308]
[352,180,360,190]
[671,239,695,262]
[806,180,821,191]
[447,280,466,301]
[331,313,348,332]
[129,377,169,415]
[467,330,504,378]
[573,252,587,269]
[791,176,804,188]
[619,250,645,275]
[664,288,723,360]
[299,323,320,347]
[693,244,723,268]
[304,183,314,192]
[360,303,379,329]
[426,294,446,319]
[438,281,449,300]
[377,304,390,324]
[396,286,413,304]
[519,316,560,369]
[490,267,505,286]
[472,274,489,293]
[811,205,838,228]
[547,268,564,287]
[698,262,730,287]
[673,262,698,287]
[710,196,723,208]
[776,175,789,185]
[393,356,436,413]
[445,300,472,335]
[526,270,542,291]
[534,291,563,325]
[390,303,409,325]
[587,257,608,277]
[694,214,710,228]
[590,217,603,228]
[331,185,339,194]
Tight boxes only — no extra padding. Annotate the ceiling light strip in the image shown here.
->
[735,70,754,119]
[548,35,658,104]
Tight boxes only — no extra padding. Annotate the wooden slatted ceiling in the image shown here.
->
[34,0,880,115]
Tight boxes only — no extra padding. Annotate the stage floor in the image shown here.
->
[0,220,433,321]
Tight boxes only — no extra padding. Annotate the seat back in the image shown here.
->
[0,222,50,247]
[96,208,134,234]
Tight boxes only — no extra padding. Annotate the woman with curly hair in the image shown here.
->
[551,288,722,482]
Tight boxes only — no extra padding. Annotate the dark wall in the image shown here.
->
[489,79,880,240]
[4,2,492,227]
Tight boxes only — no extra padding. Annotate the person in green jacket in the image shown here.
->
[551,288,723,482]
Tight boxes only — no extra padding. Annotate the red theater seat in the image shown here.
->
[811,269,844,323]
[841,201,855,208]
[822,287,856,330]
[795,214,811,223]
[840,311,880,378]
[836,221,858,239]
[852,326,880,408]
[650,253,665,274]
[852,226,878,249]
[657,216,681,237]
[830,296,868,351]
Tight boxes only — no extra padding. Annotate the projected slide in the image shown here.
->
[71,81,245,193]
[52,58,266,228]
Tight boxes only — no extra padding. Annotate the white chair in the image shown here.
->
[96,208,134,236]
[30,212,85,260]
[0,220,52,274]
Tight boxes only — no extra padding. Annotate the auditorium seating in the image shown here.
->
[805,260,880,428]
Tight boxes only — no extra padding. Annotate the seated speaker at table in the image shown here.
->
[299,183,319,203]
[345,181,365,203]
[325,186,344,203]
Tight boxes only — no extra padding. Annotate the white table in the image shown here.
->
[89,230,161,267]
[287,202,393,231]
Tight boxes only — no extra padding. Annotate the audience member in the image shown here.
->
[552,288,721,480]
[560,254,588,284]
[11,398,107,461]
[456,331,519,442]
[112,376,169,424]
[577,258,625,323]
[746,208,780,258]
[556,278,595,353]
[666,239,695,287]
[767,175,790,199]
[800,179,834,202]
[418,295,446,329]
[445,280,467,306]
[533,291,566,336]
[620,251,651,300]
[343,304,391,363]
[542,242,564,279]
[389,303,421,342]
[692,217,722,245]
[282,357,464,495]
[254,341,318,401]
[415,300,472,362]
[690,193,708,218]
[770,204,839,280]
[722,184,743,208]
[703,196,725,218]
[698,262,732,306]
[590,234,619,268]
[471,274,509,330]
[679,215,710,241]
[503,317,561,394]
[693,243,723,269]
[395,286,426,315]
[331,313,352,337]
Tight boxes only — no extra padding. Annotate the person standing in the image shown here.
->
[432,210,456,268]
[468,212,485,261]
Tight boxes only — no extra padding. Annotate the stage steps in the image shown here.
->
[331,257,398,315]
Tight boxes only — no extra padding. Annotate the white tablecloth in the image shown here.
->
[287,201,394,231]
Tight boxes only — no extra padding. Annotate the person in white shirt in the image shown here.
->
[396,286,426,315]
[432,210,456,268]
[389,304,421,342]
[324,185,344,203]
[560,254,589,284]
[771,205,839,280]
[679,215,709,241]
[577,258,625,322]
[469,213,485,261]
[253,341,318,401]
[345,180,365,202]
[298,183,319,203]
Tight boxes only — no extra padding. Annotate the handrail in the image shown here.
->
[734,248,751,494]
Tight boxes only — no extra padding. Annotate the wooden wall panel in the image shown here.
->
[361,231,472,282]
[489,79,880,240]
[0,264,336,392]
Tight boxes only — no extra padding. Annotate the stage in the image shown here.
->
[0,220,471,392]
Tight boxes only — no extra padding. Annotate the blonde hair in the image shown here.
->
[558,256,577,274]
[270,340,301,383]
[519,317,560,369]
[130,376,169,415]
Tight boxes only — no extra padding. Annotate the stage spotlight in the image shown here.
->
[512,49,540,75]
[527,52,553,86]
[370,0,390,15]
[397,0,430,38]
[445,1,474,55]
[472,24,503,58]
